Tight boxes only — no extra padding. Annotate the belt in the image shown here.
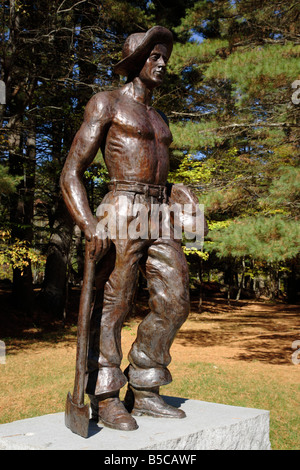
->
[108,180,167,202]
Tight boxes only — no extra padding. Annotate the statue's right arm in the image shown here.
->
[60,92,112,244]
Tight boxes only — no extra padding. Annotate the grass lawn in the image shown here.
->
[0,291,299,450]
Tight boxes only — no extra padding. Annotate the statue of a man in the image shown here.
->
[61,26,201,432]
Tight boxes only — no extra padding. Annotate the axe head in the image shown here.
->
[65,392,90,438]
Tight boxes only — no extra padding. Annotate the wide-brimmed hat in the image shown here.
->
[114,26,173,77]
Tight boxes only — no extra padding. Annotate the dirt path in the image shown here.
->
[121,297,300,384]
[1,283,299,385]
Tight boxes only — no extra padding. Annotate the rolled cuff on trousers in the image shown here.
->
[126,364,172,389]
[85,366,127,396]
[85,364,172,397]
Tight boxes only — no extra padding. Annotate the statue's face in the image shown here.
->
[139,44,169,89]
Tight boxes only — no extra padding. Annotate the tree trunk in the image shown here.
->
[8,114,35,314]
[5,2,38,315]
[41,198,74,319]
[198,257,203,312]
[224,262,234,303]
[13,119,36,313]
[269,266,280,300]
[236,257,246,301]
[286,261,299,303]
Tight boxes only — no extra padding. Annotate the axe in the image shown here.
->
[65,241,96,438]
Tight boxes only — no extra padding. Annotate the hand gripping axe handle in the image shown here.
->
[65,241,95,438]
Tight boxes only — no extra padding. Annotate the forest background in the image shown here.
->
[0,0,299,320]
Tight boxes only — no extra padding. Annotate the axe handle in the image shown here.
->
[72,242,95,406]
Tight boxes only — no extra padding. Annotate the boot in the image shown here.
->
[89,393,138,431]
[124,385,186,419]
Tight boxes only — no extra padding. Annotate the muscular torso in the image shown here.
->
[103,86,172,185]
[60,83,173,240]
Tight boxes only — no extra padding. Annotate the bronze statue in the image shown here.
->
[61,26,207,437]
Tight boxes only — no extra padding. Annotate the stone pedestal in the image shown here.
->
[0,396,271,450]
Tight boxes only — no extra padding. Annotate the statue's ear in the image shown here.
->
[156,109,169,127]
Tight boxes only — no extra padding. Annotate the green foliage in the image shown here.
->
[203,164,300,264]
[0,231,46,275]
[205,44,300,100]
[183,245,209,260]
[0,0,299,302]
[263,166,300,215]
[209,215,300,262]
[168,39,229,74]
[170,120,224,150]
[0,164,21,195]
[167,0,300,288]
[168,152,216,184]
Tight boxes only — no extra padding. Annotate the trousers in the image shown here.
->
[85,189,190,396]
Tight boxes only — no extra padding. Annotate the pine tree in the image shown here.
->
[166,0,300,299]
[0,0,157,315]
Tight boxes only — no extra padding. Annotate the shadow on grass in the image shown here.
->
[1,282,299,367]
[0,284,80,354]
[176,300,300,366]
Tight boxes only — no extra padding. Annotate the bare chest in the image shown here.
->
[113,101,172,146]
